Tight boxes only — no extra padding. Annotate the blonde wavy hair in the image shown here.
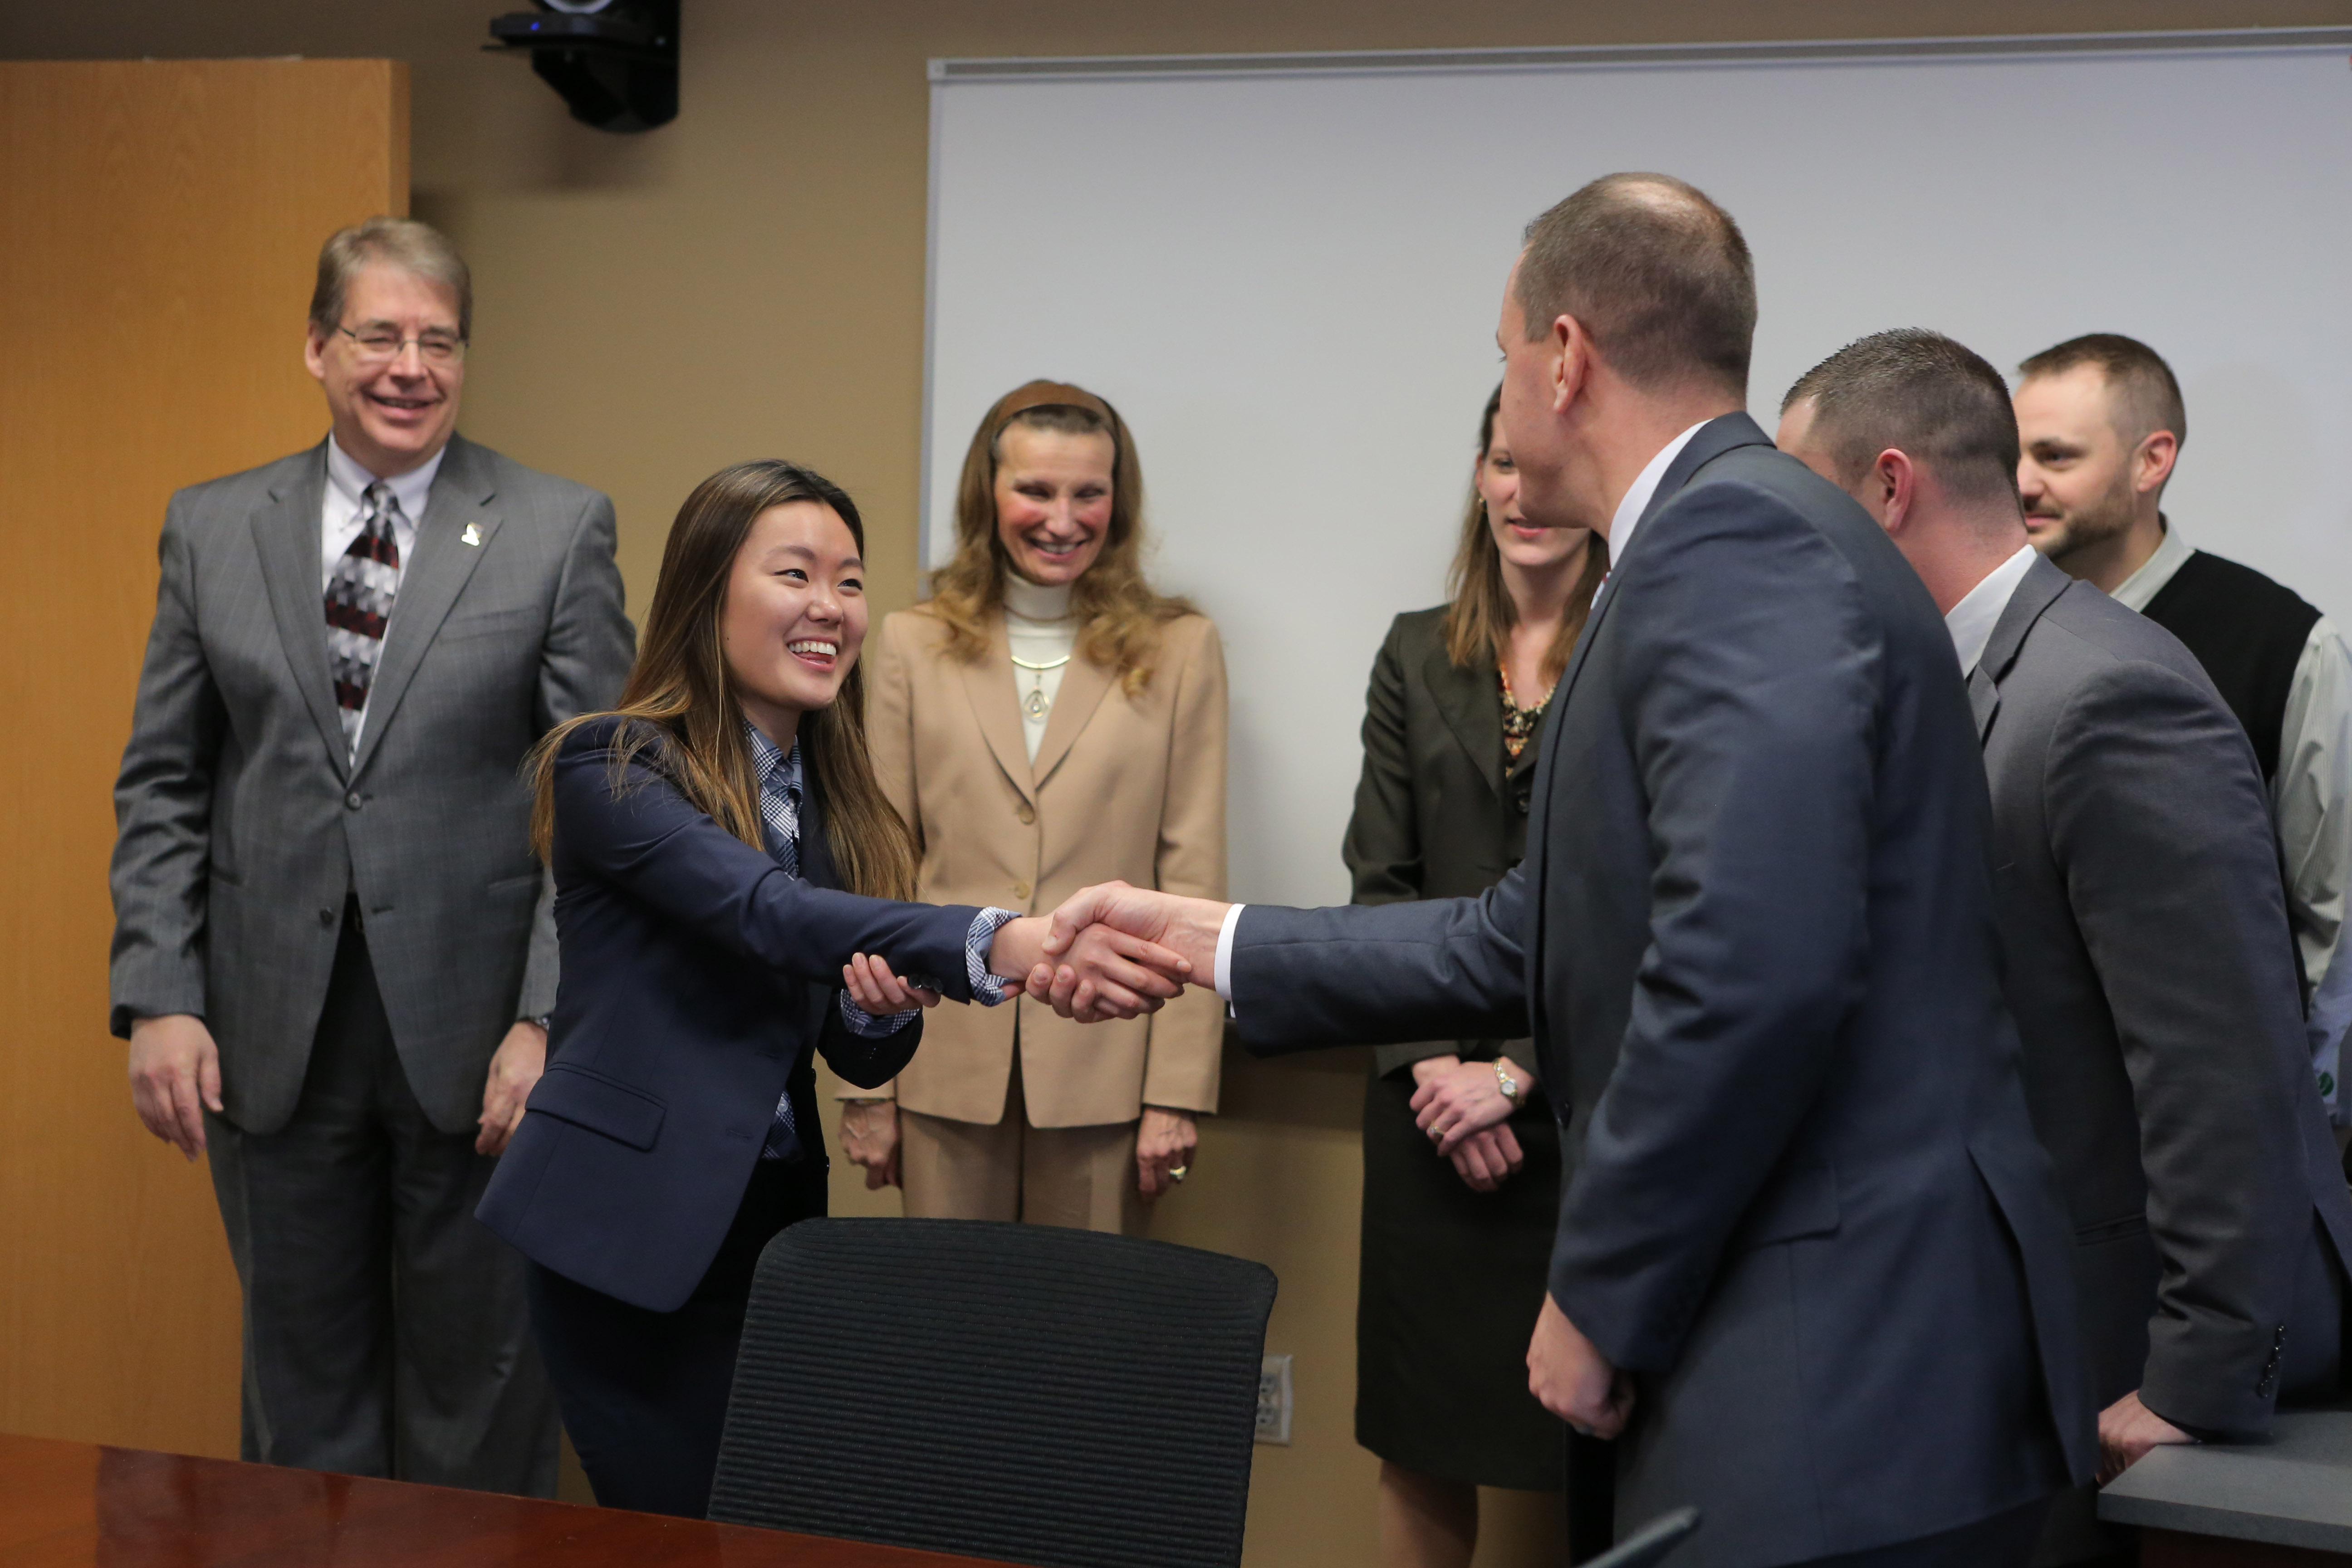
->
[922,379,1191,695]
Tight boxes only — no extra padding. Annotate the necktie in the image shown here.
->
[325,483,402,755]
[758,750,803,1160]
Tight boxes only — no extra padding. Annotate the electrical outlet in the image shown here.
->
[1255,1354,1293,1445]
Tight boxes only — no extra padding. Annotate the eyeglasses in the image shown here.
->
[334,324,467,366]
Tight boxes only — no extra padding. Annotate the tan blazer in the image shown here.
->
[862,603,1228,1127]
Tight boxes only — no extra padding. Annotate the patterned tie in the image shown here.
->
[755,738,804,1161]
[325,482,402,755]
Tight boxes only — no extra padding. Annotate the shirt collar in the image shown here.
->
[1944,543,2041,676]
[746,723,804,798]
[1603,419,1713,571]
[325,434,446,527]
[2108,516,2192,612]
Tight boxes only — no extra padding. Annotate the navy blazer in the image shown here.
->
[1227,416,2092,1567]
[477,717,983,1312]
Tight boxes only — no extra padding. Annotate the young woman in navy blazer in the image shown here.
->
[475,461,1183,1517]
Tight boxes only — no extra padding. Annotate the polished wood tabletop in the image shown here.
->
[0,1434,1010,1567]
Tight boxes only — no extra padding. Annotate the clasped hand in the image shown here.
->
[1007,881,1229,1022]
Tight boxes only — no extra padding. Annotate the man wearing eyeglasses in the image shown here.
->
[108,217,634,1494]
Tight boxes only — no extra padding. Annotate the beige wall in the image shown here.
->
[9,2,2349,1563]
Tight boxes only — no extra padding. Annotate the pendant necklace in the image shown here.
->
[1010,652,1073,720]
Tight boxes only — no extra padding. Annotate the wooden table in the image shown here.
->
[0,1433,1009,1567]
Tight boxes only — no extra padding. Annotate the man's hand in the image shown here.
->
[2098,1390,2193,1484]
[475,1020,547,1156]
[840,1099,901,1190]
[1137,1106,1198,1199]
[1529,1292,1635,1438]
[1411,1054,1530,1154]
[1033,882,1221,1022]
[990,915,1181,1020]
[129,1013,222,1161]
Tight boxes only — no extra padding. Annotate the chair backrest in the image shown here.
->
[709,1217,1278,1568]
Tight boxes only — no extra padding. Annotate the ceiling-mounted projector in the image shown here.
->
[488,0,678,133]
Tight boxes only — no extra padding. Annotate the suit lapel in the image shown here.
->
[1424,645,1503,803]
[1972,554,2071,745]
[1032,650,1111,789]
[250,443,350,782]
[351,436,504,780]
[957,618,1037,805]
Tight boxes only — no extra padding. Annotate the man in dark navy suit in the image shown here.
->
[1037,176,2091,1568]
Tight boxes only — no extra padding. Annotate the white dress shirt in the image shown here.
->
[1943,544,2040,676]
[1213,418,1717,1002]
[2110,521,2352,1113]
[1003,573,1077,763]
[320,435,440,591]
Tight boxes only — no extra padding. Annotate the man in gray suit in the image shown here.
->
[1778,329,2352,1563]
[1036,177,2089,1567]
[109,217,635,1492]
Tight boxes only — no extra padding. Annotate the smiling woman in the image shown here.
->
[476,457,1194,1518]
[841,381,1230,1237]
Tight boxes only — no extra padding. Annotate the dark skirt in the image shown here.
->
[1356,1065,1567,1491]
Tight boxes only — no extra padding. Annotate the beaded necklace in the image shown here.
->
[1499,661,1554,761]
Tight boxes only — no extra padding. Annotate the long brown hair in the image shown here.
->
[1441,385,1608,687]
[923,379,1192,696]
[529,460,917,900]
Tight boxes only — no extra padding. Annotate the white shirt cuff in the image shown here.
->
[1214,903,1245,1002]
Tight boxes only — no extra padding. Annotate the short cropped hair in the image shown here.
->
[2017,333,2185,451]
[308,216,473,341]
[1516,173,1755,397]
[1781,328,2022,509]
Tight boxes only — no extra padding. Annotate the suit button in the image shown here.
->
[1017,803,1036,826]
[345,791,363,810]
[1012,881,1031,901]
[318,909,335,927]
[1514,788,1533,813]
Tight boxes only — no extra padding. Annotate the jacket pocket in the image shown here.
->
[2074,1212,2149,1246]
[527,1063,666,1151]
[1730,1162,1841,1251]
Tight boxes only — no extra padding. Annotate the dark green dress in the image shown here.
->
[1344,606,1566,1491]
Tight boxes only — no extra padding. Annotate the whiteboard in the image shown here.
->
[924,33,2352,908]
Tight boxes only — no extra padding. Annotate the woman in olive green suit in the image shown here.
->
[1345,387,1606,1568]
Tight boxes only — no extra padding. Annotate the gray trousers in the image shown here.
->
[204,904,557,1494]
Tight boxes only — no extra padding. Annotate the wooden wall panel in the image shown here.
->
[0,58,406,1457]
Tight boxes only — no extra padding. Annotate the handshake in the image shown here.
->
[993,881,1234,1023]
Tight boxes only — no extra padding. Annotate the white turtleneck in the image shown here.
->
[1003,573,1078,762]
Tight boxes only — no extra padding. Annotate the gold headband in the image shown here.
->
[991,379,1116,432]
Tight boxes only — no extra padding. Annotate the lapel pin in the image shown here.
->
[461,523,483,548]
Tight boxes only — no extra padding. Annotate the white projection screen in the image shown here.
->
[924,32,2352,909]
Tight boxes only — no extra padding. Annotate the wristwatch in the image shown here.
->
[1493,1059,1521,1106]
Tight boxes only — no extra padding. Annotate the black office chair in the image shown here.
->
[1588,1507,1700,1568]
[708,1217,1278,1568]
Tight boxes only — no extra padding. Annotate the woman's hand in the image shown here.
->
[1445,1123,1524,1192]
[1136,1106,1199,1199]
[1410,1054,1530,1154]
[838,1099,900,1190]
[843,952,941,1014]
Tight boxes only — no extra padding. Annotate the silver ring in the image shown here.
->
[1168,1164,1189,1183]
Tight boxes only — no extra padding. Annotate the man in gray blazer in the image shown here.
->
[109,218,634,1492]
[1779,329,2352,1563]
[1037,178,2089,1568]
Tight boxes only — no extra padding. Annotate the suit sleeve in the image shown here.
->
[109,495,227,1036]
[1343,617,1459,1078]
[518,490,636,1019]
[1547,485,1879,1373]
[1227,870,1530,1052]
[552,727,981,997]
[1141,618,1230,1114]
[2050,659,2313,1436]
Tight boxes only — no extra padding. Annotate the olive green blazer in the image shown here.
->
[1342,605,1553,1078]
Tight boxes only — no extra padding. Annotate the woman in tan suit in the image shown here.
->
[839,379,1227,1233]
